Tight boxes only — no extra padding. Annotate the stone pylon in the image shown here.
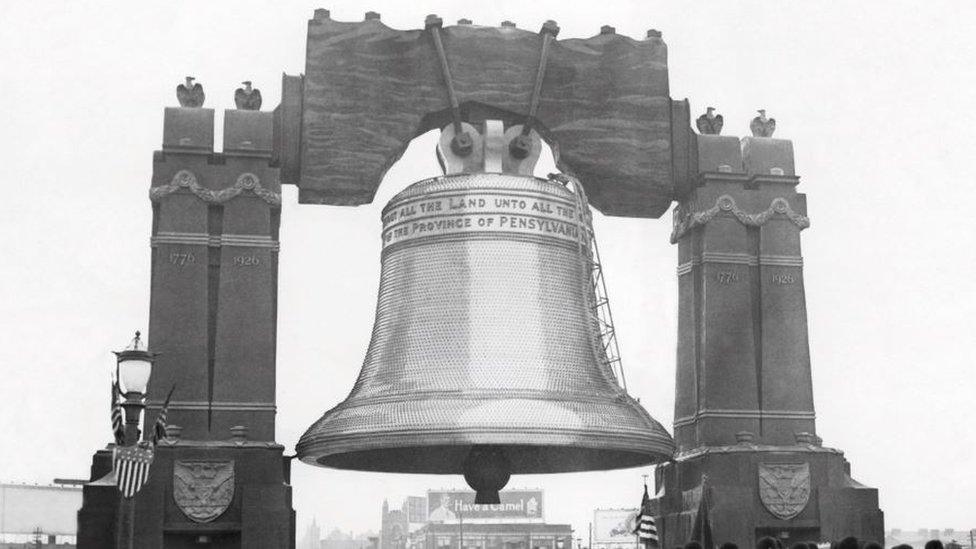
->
[652,132,883,548]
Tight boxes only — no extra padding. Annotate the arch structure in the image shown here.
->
[78,11,881,549]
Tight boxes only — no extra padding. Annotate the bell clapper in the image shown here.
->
[462,445,512,504]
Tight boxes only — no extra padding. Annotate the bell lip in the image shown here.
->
[296,392,676,475]
[295,422,676,475]
[295,440,676,475]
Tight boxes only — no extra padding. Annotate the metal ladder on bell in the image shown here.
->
[560,174,629,392]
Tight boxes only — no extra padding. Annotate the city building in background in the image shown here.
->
[885,529,975,549]
[321,528,379,549]
[591,509,640,549]
[381,499,410,549]
[299,519,322,549]
[0,482,82,548]
[379,490,571,549]
[299,519,377,549]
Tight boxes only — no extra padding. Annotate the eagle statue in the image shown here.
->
[176,76,205,108]
[234,81,262,111]
[750,109,776,137]
[695,107,723,135]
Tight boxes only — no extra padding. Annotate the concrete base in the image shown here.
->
[77,441,295,549]
[651,444,883,548]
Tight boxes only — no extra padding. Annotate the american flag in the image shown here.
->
[114,444,155,498]
[690,477,713,549]
[634,482,659,547]
[151,384,176,444]
[110,379,124,446]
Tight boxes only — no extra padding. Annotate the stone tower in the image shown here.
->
[651,133,883,547]
[77,106,295,548]
[380,499,408,549]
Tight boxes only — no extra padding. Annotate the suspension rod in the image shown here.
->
[523,20,560,136]
[426,15,463,136]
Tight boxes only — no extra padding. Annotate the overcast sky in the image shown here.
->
[1,0,974,540]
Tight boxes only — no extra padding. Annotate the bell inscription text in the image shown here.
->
[382,188,583,249]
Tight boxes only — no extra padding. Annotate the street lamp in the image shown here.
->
[113,331,154,445]
[112,330,156,549]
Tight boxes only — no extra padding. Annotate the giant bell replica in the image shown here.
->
[296,155,676,503]
[78,9,882,549]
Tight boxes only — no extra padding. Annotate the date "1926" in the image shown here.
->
[233,255,260,267]
[167,252,260,267]
[714,272,798,285]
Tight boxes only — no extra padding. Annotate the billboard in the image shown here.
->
[427,490,543,522]
[0,484,82,535]
[404,495,428,523]
[592,509,639,544]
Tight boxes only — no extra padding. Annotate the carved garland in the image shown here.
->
[670,194,810,243]
[149,170,282,206]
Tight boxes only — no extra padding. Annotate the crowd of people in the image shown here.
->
[674,536,956,549]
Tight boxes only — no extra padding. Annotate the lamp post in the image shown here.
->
[458,505,464,549]
[115,331,154,445]
[113,331,155,549]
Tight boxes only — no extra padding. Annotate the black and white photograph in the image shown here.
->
[0,2,973,548]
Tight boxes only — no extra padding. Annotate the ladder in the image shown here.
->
[558,173,629,392]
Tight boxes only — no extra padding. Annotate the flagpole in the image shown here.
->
[114,484,137,549]
[111,331,159,549]
[127,497,135,549]
[118,388,142,549]
[115,495,127,549]
[639,475,649,549]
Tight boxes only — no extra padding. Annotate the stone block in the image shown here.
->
[741,137,795,176]
[79,443,294,549]
[274,74,303,184]
[696,134,744,174]
[652,448,883,548]
[163,107,214,152]
[300,15,674,217]
[671,99,696,199]
[224,109,273,156]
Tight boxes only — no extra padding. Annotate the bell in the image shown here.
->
[297,170,675,502]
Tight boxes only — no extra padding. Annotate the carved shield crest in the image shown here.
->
[758,463,811,520]
[173,460,235,522]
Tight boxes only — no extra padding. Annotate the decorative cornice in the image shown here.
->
[149,170,281,206]
[676,253,803,276]
[674,444,842,460]
[220,234,279,249]
[150,232,280,250]
[155,439,284,449]
[676,261,695,276]
[671,194,810,243]
[146,400,276,411]
[759,254,803,267]
[673,408,815,428]
[701,251,757,265]
[152,232,211,246]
